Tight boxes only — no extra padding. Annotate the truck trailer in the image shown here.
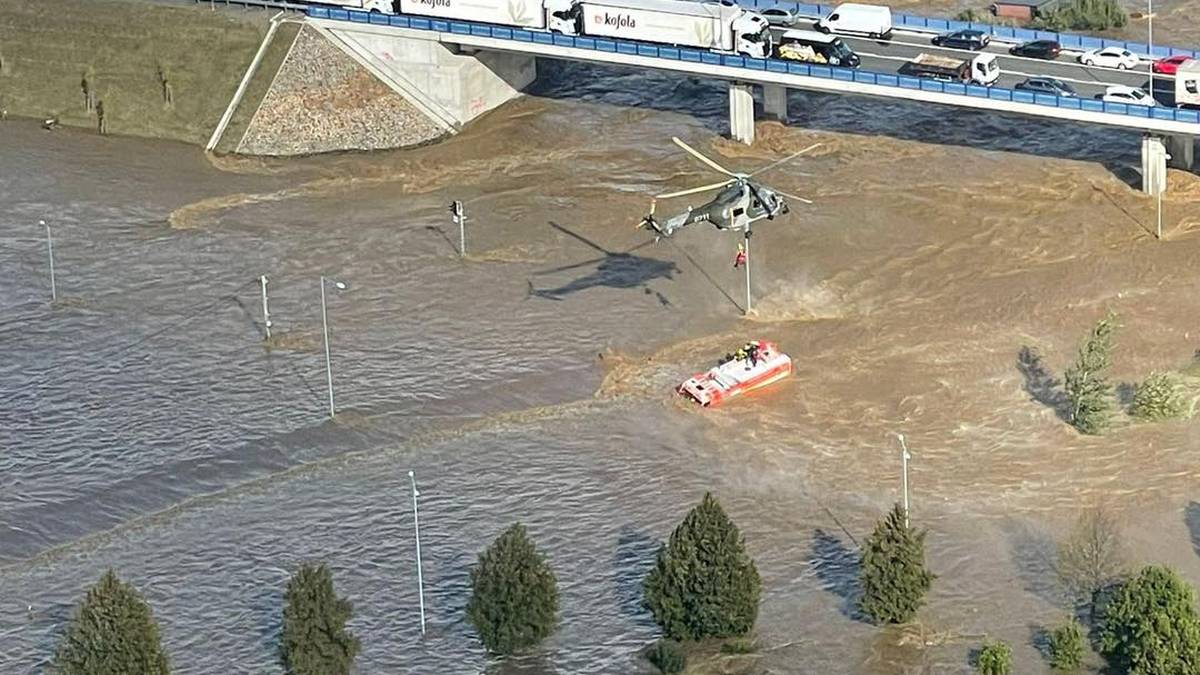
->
[900,52,999,86]
[574,0,772,58]
[396,0,575,30]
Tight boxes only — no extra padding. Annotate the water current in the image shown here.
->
[4,59,1200,674]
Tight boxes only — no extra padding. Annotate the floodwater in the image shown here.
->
[4,59,1200,674]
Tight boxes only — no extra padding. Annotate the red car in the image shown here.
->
[1153,55,1193,74]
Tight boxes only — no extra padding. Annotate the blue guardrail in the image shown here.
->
[308,6,1200,126]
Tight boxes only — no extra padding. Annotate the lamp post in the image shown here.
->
[41,220,56,302]
[408,470,427,635]
[896,433,912,527]
[259,274,272,340]
[1148,0,1155,100]
[320,276,347,419]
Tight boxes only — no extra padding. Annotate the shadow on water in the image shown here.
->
[1017,346,1071,423]
[1029,623,1052,661]
[1005,520,1064,608]
[527,222,678,303]
[809,528,864,623]
[530,60,1146,174]
[1184,502,1200,560]
[428,549,475,639]
[613,525,659,627]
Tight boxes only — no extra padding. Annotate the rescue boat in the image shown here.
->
[678,340,792,407]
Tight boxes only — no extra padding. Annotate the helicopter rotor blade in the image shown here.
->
[672,137,737,178]
[775,190,814,205]
[655,179,736,200]
[749,143,822,178]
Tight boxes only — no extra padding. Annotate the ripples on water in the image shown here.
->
[0,56,1191,674]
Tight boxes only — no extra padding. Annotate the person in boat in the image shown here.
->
[746,342,759,367]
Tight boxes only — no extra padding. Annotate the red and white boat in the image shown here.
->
[678,340,792,407]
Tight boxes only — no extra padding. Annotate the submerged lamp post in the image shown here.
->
[259,274,272,340]
[41,220,56,302]
[896,433,912,527]
[408,470,427,635]
[320,276,348,419]
[449,200,467,257]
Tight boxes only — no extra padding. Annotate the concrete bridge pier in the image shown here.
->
[1142,134,1168,195]
[763,84,788,123]
[1166,134,1195,171]
[729,81,755,144]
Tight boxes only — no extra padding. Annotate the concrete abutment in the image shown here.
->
[729,82,755,145]
[763,84,788,123]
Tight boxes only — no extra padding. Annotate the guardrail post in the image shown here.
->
[728,82,755,145]
[762,84,788,123]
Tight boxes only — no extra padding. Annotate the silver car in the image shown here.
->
[761,6,799,27]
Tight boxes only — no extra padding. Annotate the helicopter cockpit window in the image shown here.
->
[732,207,745,217]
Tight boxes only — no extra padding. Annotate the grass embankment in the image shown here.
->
[215,21,301,154]
[0,0,280,145]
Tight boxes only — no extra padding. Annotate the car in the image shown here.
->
[1008,39,1061,60]
[931,29,990,50]
[1079,47,1139,70]
[1100,84,1156,106]
[761,6,799,27]
[1153,54,1194,75]
[1014,77,1077,97]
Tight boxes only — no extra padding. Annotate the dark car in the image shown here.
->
[1009,39,1062,60]
[931,29,990,50]
[1014,77,1077,97]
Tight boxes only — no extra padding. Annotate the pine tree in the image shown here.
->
[859,503,935,624]
[1099,565,1200,674]
[1064,312,1117,435]
[1131,372,1186,420]
[643,492,761,640]
[52,569,170,675]
[280,562,360,675]
[466,522,559,654]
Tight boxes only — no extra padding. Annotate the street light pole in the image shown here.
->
[896,433,912,527]
[259,274,272,340]
[320,276,347,419]
[1148,0,1155,98]
[41,220,57,302]
[408,470,427,635]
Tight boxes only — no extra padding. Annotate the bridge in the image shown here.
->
[278,2,1200,194]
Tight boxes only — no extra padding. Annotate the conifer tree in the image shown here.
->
[1099,565,1200,674]
[1064,312,1117,435]
[52,569,170,675]
[280,562,360,675]
[1048,619,1085,670]
[466,522,559,654]
[643,492,761,640]
[859,503,935,624]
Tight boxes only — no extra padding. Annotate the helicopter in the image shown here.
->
[639,137,819,239]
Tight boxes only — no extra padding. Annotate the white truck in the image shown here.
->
[815,3,892,40]
[396,0,576,30]
[900,52,999,86]
[1174,58,1200,107]
[574,0,773,59]
[318,0,398,13]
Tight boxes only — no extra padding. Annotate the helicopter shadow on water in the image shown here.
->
[526,221,679,306]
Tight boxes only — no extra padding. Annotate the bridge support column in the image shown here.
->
[1166,134,1195,170]
[763,84,788,123]
[729,82,755,145]
[1142,134,1168,196]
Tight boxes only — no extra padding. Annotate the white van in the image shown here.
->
[815,3,893,40]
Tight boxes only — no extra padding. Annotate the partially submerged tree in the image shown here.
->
[1048,618,1085,671]
[1099,565,1200,674]
[644,492,761,640]
[52,569,170,675]
[1056,507,1129,616]
[1064,312,1117,435]
[467,523,559,654]
[281,562,360,675]
[1131,371,1187,420]
[976,641,1013,675]
[859,503,935,624]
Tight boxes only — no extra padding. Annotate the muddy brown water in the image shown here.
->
[4,61,1200,674]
